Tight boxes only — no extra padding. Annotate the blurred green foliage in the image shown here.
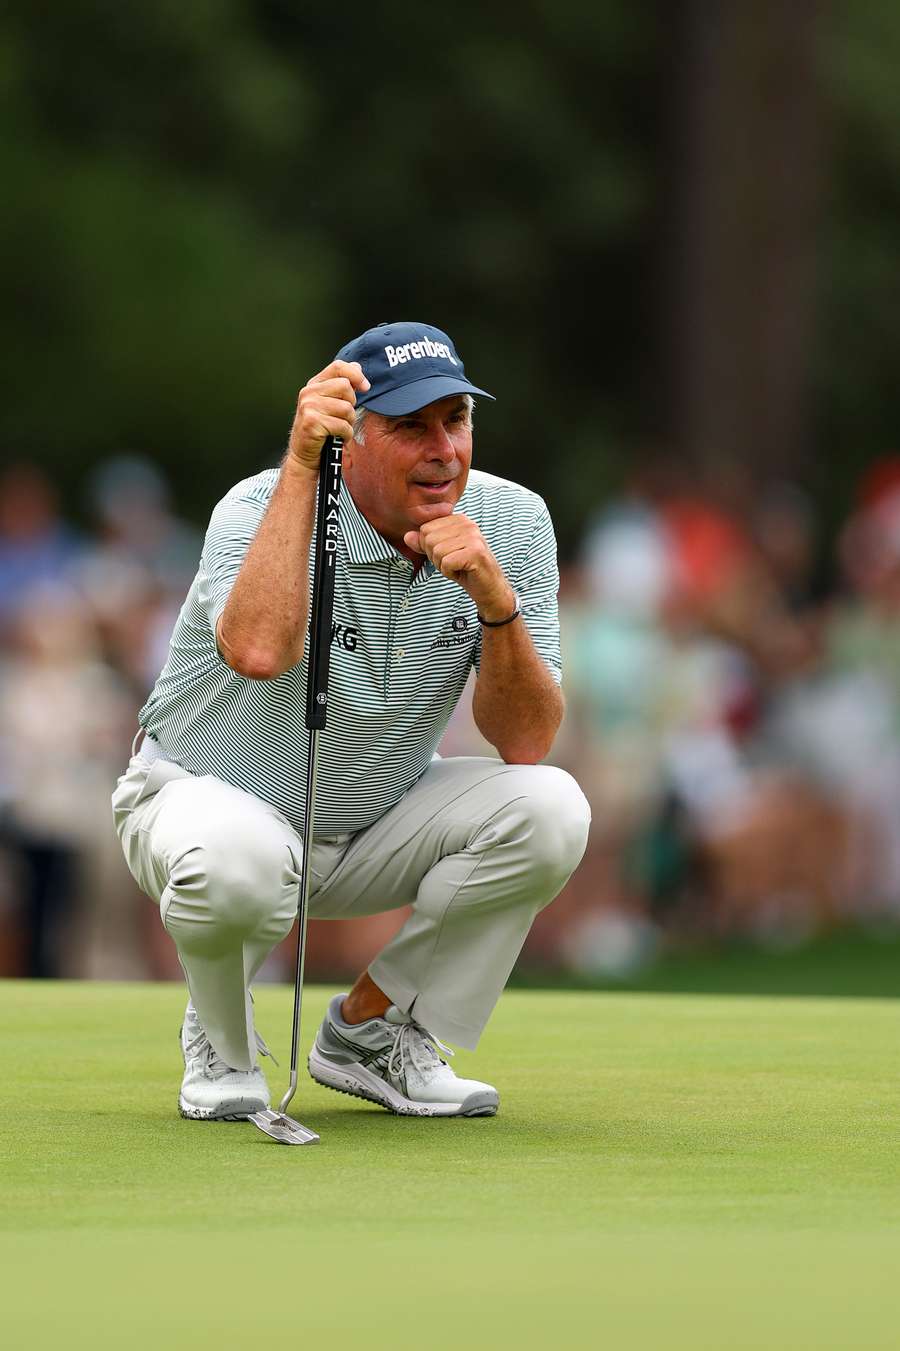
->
[818,0,900,523]
[2,1,338,510]
[1,1,657,545]
[1,2,898,551]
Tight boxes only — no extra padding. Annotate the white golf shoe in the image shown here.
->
[308,994,499,1117]
[178,1003,272,1121]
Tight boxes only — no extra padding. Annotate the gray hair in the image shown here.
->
[353,394,474,447]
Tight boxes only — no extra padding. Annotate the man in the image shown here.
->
[112,321,590,1121]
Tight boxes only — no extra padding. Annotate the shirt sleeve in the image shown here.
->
[196,491,269,634]
[472,497,563,685]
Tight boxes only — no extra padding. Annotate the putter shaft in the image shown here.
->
[251,436,342,1147]
[280,725,320,1115]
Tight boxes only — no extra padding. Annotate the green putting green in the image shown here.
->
[3,981,899,1349]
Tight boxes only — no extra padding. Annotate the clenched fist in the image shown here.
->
[287,361,370,473]
[403,514,517,622]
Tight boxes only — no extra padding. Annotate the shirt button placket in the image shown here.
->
[390,556,412,676]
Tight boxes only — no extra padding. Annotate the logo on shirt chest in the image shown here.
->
[330,622,359,652]
[430,614,473,651]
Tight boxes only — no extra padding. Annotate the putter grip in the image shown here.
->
[305,436,342,730]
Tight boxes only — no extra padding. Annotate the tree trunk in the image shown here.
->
[661,0,823,480]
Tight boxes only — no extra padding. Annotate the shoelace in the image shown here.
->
[248,992,279,1065]
[254,1030,278,1066]
[185,1025,278,1079]
[386,1021,454,1081]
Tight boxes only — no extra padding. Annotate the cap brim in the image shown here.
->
[359,375,495,416]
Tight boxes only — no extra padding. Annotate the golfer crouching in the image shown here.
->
[112,321,590,1121]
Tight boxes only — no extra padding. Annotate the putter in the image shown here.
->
[250,434,343,1146]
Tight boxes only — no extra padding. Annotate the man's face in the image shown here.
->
[342,395,473,549]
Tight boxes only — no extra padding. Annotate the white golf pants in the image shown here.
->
[112,743,591,1069]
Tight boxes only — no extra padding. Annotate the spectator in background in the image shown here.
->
[0,464,81,640]
[89,454,202,591]
[766,458,900,919]
[0,454,203,980]
[753,481,820,619]
[0,583,133,975]
[3,444,900,985]
[74,455,203,693]
[556,461,845,973]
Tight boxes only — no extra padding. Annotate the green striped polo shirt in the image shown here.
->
[139,466,562,837]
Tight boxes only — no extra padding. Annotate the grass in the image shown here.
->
[514,925,900,996]
[2,980,900,1349]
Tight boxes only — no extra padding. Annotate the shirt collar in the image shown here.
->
[339,484,398,564]
[339,483,437,577]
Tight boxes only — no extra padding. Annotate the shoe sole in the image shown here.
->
[307,1048,498,1117]
[178,1093,270,1122]
[178,1022,269,1121]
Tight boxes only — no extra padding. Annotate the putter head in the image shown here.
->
[249,1108,320,1146]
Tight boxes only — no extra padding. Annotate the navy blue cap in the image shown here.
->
[335,321,495,415]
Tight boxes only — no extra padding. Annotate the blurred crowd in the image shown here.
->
[3,453,900,983]
[0,458,200,979]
